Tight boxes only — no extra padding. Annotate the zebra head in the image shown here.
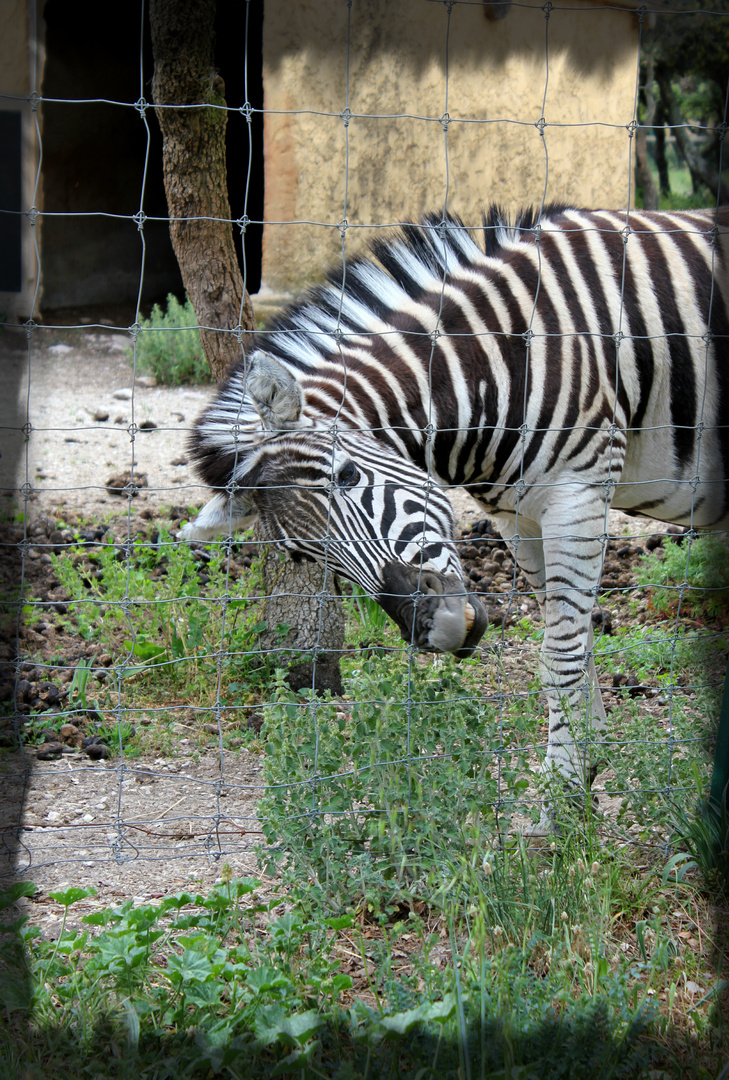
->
[181,354,487,658]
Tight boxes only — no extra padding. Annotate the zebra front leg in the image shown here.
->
[536,507,607,826]
[493,510,607,830]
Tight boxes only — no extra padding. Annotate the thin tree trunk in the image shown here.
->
[653,102,671,198]
[636,56,659,210]
[150,0,344,692]
[149,0,255,380]
[258,553,345,696]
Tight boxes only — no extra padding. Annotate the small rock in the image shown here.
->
[47,344,73,355]
[107,334,130,352]
[136,375,157,388]
[138,419,157,430]
[113,415,126,425]
[113,388,132,401]
[16,679,32,701]
[92,410,110,422]
[627,676,650,698]
[685,981,703,996]
[171,457,188,466]
[41,684,62,704]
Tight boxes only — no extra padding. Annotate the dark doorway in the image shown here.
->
[215,1,265,296]
[0,110,22,293]
[40,0,264,319]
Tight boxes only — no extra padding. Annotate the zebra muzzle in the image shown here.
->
[378,563,488,657]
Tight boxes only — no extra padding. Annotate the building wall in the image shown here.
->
[261,0,639,294]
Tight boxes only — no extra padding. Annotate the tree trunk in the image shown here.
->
[636,56,659,210]
[149,0,255,380]
[653,102,671,198]
[150,0,345,692]
[258,551,345,696]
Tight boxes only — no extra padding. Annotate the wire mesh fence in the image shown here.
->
[1,0,728,921]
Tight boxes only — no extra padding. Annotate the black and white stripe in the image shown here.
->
[185,205,729,802]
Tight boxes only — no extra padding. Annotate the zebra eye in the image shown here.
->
[336,461,359,488]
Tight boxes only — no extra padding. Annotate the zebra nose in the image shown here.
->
[378,563,487,655]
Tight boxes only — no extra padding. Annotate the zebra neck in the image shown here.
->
[295,350,507,490]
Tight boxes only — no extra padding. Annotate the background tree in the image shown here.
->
[149,0,344,691]
[641,2,729,203]
[149,0,254,379]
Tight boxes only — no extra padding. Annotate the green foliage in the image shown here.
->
[0,870,673,1079]
[665,767,729,896]
[348,583,392,638]
[635,533,729,622]
[258,655,534,907]
[20,523,273,745]
[133,294,211,385]
[647,3,729,90]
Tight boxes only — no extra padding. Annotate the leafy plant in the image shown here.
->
[348,583,392,638]
[258,655,534,907]
[665,767,729,896]
[132,294,211,385]
[0,871,680,1079]
[22,524,274,735]
[636,533,729,622]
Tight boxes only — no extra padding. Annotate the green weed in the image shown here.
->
[635,533,729,622]
[0,868,688,1079]
[132,294,211,385]
[20,524,278,750]
[258,654,534,908]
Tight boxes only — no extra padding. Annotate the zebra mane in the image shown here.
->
[481,202,575,256]
[255,205,575,373]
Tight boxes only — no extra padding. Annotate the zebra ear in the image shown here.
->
[247,351,304,430]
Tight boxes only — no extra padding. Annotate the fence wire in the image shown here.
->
[1,0,728,910]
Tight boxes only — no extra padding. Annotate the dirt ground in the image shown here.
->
[0,324,714,937]
[0,326,283,930]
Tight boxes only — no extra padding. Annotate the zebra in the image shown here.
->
[182,204,729,819]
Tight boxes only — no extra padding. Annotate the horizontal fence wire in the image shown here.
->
[0,0,728,917]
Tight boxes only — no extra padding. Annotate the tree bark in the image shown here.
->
[653,102,671,197]
[636,56,659,210]
[258,552,345,696]
[150,0,345,692]
[149,0,255,380]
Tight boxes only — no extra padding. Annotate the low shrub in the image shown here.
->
[133,294,211,385]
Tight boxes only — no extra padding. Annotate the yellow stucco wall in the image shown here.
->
[261,1,639,294]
